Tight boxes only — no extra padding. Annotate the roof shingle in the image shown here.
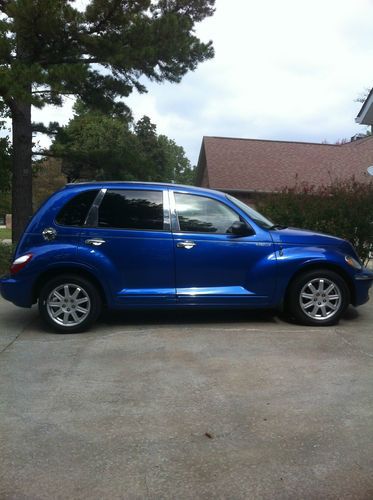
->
[198,136,373,192]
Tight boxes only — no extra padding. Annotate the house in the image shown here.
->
[196,135,373,205]
[355,87,373,130]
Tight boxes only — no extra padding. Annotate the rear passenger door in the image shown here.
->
[78,188,176,305]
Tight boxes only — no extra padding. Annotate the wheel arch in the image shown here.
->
[33,266,108,306]
[283,262,354,306]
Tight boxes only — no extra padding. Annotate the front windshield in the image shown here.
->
[226,194,274,229]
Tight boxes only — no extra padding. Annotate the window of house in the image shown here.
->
[98,190,164,230]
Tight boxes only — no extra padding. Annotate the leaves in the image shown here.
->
[0,0,215,112]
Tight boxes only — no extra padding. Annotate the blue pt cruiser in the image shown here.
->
[1,182,372,333]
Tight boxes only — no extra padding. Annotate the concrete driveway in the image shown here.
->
[1,298,372,500]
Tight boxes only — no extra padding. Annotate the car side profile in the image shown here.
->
[1,182,372,333]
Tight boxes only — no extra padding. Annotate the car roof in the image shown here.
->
[65,181,225,197]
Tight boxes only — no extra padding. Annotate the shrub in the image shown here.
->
[257,178,373,265]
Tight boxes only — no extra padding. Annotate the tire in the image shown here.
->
[287,269,350,326]
[38,274,102,333]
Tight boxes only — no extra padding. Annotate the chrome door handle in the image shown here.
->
[85,238,106,246]
[177,240,196,250]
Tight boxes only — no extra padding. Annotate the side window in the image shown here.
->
[98,190,164,230]
[56,190,99,227]
[175,193,240,233]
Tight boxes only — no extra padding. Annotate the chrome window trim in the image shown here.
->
[84,188,107,227]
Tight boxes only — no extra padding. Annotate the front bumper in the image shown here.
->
[0,274,34,308]
[353,268,373,306]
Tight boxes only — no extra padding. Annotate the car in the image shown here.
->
[1,182,373,333]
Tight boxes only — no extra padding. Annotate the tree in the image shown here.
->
[52,107,195,184]
[158,134,195,184]
[0,116,12,214]
[0,0,215,241]
[0,137,11,191]
[33,157,67,210]
[52,102,144,181]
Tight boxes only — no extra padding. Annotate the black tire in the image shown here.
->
[38,274,102,333]
[287,269,350,326]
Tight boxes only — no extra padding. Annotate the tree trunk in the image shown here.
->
[11,97,33,243]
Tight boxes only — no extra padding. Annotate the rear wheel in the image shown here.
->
[39,275,102,333]
[287,269,350,326]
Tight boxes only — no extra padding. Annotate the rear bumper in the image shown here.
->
[0,275,34,308]
[352,269,373,306]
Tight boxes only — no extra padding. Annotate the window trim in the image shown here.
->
[170,190,255,236]
[84,188,107,227]
[92,188,168,232]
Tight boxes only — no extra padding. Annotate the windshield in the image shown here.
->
[226,194,274,229]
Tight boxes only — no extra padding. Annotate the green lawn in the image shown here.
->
[0,228,12,240]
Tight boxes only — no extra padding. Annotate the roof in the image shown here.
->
[355,88,373,125]
[197,135,373,192]
[64,180,224,197]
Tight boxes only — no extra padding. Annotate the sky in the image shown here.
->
[32,0,373,165]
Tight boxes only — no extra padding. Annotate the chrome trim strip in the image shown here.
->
[169,190,180,232]
[163,190,171,231]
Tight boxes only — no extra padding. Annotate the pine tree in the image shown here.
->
[0,0,215,241]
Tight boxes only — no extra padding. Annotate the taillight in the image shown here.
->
[10,254,33,275]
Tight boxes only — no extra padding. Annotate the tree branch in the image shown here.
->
[39,57,102,66]
[31,90,76,95]
[32,150,57,157]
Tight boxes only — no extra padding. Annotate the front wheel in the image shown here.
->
[287,269,350,326]
[39,275,102,333]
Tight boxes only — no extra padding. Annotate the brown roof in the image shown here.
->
[197,135,373,192]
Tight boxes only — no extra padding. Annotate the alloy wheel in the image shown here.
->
[299,278,341,321]
[46,283,91,327]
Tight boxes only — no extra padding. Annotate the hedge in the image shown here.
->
[257,178,373,265]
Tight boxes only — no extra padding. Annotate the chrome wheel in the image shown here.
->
[46,283,91,327]
[299,278,341,321]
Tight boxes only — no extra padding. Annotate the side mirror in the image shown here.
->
[229,221,255,237]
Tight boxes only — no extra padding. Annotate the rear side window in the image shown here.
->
[56,190,99,227]
[98,190,164,230]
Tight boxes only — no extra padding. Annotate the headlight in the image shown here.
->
[345,255,362,270]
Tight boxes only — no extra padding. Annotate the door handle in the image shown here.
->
[85,238,106,246]
[177,240,196,250]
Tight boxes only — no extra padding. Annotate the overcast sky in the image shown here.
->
[33,0,373,165]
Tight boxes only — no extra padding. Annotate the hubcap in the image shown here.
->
[46,283,91,327]
[299,278,341,321]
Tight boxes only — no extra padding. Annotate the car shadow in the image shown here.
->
[98,307,280,328]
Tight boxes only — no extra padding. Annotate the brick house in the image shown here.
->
[196,135,373,205]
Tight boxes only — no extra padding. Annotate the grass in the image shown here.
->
[0,227,12,240]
